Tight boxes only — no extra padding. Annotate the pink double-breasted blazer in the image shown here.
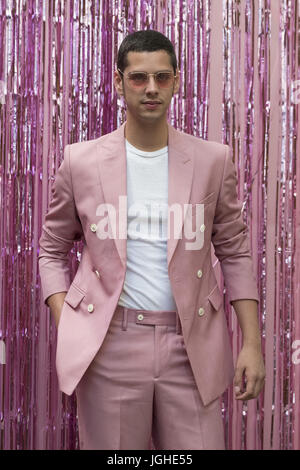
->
[38,120,259,406]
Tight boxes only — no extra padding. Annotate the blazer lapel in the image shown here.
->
[96,121,194,269]
[166,123,194,266]
[96,122,127,268]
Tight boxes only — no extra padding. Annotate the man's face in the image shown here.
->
[114,50,180,123]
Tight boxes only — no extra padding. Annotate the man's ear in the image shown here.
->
[114,70,124,96]
[173,69,180,95]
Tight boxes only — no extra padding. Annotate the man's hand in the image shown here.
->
[233,344,266,400]
[231,299,265,400]
[46,291,67,328]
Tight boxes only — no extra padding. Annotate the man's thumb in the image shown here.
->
[234,368,243,394]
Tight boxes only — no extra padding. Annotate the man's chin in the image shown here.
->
[138,110,166,122]
[126,108,167,124]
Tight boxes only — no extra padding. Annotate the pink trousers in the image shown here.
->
[75,305,226,450]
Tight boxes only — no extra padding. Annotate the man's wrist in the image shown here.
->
[242,337,263,350]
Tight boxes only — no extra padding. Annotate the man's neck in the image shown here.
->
[124,117,168,152]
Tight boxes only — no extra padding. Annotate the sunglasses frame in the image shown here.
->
[117,68,179,88]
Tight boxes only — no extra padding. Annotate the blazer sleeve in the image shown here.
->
[211,144,259,305]
[38,144,83,305]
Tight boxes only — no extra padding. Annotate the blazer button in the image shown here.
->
[137,314,144,321]
[197,269,203,278]
[90,223,97,232]
[198,307,205,316]
[200,224,205,232]
[94,269,100,278]
[87,304,94,313]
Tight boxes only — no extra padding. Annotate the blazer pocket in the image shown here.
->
[189,192,216,221]
[198,191,215,206]
[207,284,223,312]
[64,283,86,309]
[189,192,215,207]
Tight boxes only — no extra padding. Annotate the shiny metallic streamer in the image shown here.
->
[0,0,298,450]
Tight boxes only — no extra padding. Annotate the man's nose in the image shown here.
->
[145,75,159,93]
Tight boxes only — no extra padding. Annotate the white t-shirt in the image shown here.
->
[117,138,177,311]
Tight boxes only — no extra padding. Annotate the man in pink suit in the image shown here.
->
[38,30,265,450]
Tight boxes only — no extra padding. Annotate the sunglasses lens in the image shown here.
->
[156,72,173,87]
[128,72,148,87]
[127,72,174,88]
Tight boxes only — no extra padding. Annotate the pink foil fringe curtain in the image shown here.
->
[0,0,299,450]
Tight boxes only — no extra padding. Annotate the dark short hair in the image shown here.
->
[117,30,178,75]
